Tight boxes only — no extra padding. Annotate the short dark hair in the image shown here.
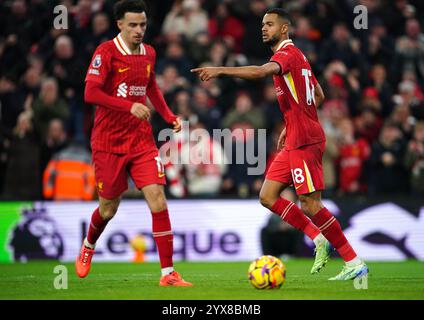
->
[114,0,147,20]
[265,8,291,24]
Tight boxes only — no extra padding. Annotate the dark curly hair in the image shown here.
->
[114,0,147,21]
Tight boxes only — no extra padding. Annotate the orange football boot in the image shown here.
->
[75,244,95,278]
[159,271,193,287]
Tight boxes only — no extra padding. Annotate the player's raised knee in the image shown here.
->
[99,208,118,221]
[99,198,120,221]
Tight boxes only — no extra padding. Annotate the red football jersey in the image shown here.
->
[85,34,170,154]
[270,39,325,150]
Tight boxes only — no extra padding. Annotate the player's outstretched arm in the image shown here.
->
[314,83,325,107]
[191,62,281,81]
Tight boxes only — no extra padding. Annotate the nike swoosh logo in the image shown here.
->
[295,184,303,190]
[158,173,165,178]
[118,67,130,73]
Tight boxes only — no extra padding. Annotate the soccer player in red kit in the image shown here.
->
[75,0,192,286]
[192,8,368,280]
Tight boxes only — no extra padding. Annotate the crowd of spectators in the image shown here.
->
[1,0,424,200]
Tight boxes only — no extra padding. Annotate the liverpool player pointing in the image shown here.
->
[192,8,368,280]
[76,0,192,286]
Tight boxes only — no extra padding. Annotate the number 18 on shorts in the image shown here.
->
[266,142,325,195]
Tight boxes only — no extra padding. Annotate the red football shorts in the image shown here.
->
[92,148,166,199]
[266,142,325,195]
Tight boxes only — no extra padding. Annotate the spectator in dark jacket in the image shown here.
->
[40,118,69,175]
[47,35,86,142]
[318,22,362,72]
[31,77,69,141]
[2,112,41,200]
[368,121,409,195]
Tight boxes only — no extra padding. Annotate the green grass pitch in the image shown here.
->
[0,259,423,300]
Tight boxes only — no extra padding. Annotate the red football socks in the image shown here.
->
[87,207,108,246]
[311,207,357,262]
[270,197,321,241]
[152,209,174,268]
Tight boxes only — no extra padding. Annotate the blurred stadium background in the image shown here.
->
[1,0,424,266]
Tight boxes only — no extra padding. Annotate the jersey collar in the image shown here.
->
[275,39,294,52]
[113,33,146,56]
